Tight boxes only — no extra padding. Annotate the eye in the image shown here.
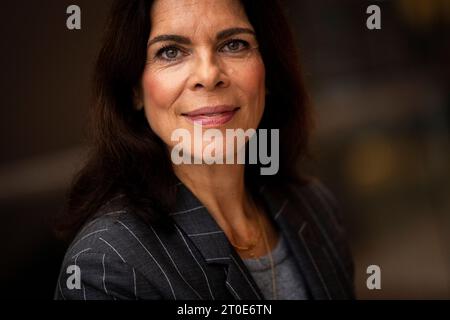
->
[220,39,250,53]
[155,45,184,61]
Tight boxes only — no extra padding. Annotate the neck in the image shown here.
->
[173,163,259,243]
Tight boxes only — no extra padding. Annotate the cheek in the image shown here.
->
[249,60,266,87]
[238,59,265,102]
[140,69,184,135]
[232,59,266,122]
[141,71,179,114]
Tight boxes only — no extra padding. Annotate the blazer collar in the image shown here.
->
[169,178,347,300]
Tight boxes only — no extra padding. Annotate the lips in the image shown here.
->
[182,105,240,126]
[182,105,240,117]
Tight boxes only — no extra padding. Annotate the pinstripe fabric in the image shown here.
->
[54,178,354,300]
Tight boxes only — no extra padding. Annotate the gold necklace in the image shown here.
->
[230,212,277,299]
[229,221,262,255]
[258,213,277,300]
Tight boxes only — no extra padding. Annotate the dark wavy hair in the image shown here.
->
[55,0,315,241]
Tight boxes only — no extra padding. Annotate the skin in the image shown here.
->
[137,0,279,258]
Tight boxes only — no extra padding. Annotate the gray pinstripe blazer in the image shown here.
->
[54,178,354,300]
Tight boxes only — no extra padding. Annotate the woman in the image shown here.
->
[54,0,354,300]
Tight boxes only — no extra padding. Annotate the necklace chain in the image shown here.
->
[258,213,277,299]
[229,213,277,300]
[229,219,262,252]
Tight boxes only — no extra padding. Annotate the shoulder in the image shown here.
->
[62,196,147,262]
[285,177,347,230]
[262,176,351,252]
[55,196,163,300]
[285,177,354,277]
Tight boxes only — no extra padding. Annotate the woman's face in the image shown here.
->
[140,0,266,162]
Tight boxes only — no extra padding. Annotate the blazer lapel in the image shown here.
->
[169,181,263,300]
[259,182,351,299]
[170,179,349,300]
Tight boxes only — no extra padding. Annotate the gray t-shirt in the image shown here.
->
[243,234,310,300]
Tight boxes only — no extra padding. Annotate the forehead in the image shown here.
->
[149,0,252,37]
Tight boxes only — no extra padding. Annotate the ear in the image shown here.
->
[133,87,144,111]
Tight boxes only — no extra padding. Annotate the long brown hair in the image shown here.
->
[55,0,314,241]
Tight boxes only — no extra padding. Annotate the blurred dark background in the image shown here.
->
[0,0,449,299]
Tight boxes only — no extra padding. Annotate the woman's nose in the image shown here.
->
[188,51,230,92]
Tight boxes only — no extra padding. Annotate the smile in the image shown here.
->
[182,105,240,127]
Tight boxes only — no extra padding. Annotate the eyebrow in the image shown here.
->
[147,27,255,48]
